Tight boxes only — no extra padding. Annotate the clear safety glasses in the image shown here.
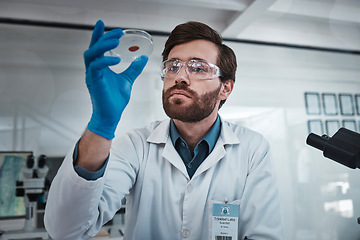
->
[161,59,222,81]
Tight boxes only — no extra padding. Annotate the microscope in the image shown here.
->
[306,127,360,224]
[2,154,49,240]
[306,127,360,169]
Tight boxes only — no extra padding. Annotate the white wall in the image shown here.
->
[1,23,360,239]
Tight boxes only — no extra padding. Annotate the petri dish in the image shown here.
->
[109,29,153,62]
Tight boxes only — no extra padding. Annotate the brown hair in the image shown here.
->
[162,21,237,108]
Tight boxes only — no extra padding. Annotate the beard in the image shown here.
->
[162,83,221,123]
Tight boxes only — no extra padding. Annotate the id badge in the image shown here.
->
[211,199,239,240]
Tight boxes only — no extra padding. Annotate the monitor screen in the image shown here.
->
[0,152,32,219]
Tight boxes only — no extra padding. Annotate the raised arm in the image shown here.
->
[77,20,148,171]
[44,20,148,239]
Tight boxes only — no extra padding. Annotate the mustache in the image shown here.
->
[164,84,197,97]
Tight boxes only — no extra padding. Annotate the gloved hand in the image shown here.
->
[84,20,148,139]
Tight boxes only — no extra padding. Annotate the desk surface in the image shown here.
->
[0,226,123,240]
[0,214,125,240]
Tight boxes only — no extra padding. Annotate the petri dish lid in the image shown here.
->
[109,29,153,62]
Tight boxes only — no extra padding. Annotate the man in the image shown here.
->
[44,20,284,240]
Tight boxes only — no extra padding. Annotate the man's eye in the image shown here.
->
[169,66,179,72]
[194,67,206,72]
[189,63,208,73]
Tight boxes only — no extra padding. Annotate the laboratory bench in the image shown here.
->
[0,213,125,240]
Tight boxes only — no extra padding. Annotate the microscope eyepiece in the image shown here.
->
[26,154,35,169]
[306,133,330,151]
[38,154,47,168]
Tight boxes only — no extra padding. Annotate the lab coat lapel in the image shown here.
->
[162,139,189,179]
[147,119,190,179]
[192,121,240,179]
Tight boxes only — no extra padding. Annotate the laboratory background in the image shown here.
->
[0,0,360,239]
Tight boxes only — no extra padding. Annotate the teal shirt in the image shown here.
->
[170,116,221,178]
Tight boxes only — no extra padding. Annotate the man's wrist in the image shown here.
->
[72,138,109,180]
[75,129,112,171]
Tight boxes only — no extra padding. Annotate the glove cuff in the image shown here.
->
[87,117,117,140]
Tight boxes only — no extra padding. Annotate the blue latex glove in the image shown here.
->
[84,20,148,139]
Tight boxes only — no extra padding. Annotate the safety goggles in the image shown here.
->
[161,59,222,81]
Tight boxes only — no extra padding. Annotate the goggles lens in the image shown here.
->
[161,59,222,80]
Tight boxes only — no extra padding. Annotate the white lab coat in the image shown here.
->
[44,119,284,240]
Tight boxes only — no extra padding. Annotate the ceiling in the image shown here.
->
[1,0,360,51]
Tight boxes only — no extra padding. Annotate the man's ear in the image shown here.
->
[219,80,234,101]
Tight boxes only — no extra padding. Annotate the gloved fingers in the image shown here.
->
[84,38,120,69]
[88,56,121,73]
[100,28,123,42]
[89,20,105,48]
[120,55,149,84]
[91,28,123,58]
[89,20,123,48]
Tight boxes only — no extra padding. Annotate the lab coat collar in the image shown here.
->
[146,118,241,180]
[147,119,189,178]
[219,119,241,145]
[192,119,240,178]
[146,117,239,145]
[146,119,171,144]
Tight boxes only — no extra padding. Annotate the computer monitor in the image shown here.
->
[0,151,32,219]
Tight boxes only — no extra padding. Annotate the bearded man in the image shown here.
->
[44,20,284,240]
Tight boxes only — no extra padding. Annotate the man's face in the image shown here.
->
[162,39,224,123]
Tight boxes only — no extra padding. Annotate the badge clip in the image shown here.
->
[221,198,230,215]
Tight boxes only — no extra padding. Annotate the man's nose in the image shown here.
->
[174,65,190,85]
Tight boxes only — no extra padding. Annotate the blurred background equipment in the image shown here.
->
[2,154,49,240]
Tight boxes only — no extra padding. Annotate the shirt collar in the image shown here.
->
[169,115,221,154]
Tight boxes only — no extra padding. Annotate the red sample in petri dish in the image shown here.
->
[109,29,153,62]
[128,46,140,52]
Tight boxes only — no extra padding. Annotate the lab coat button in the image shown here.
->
[182,229,190,238]
[186,184,193,192]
